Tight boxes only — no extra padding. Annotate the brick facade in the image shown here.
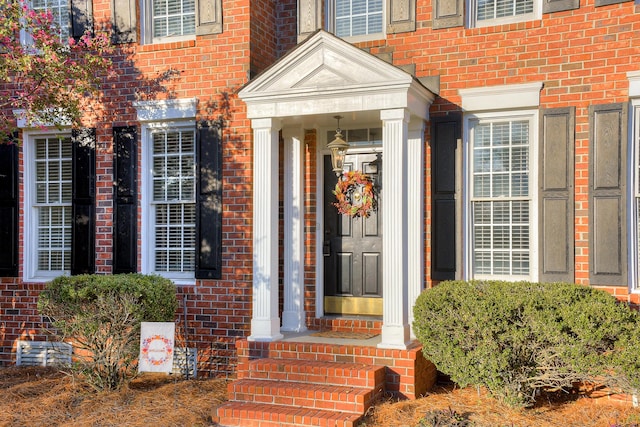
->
[1,0,639,370]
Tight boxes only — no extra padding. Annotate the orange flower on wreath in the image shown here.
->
[333,170,377,218]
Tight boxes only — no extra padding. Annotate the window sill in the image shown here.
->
[138,39,196,52]
[468,17,542,33]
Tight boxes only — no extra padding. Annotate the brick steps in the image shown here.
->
[214,352,386,427]
[228,378,377,413]
[239,358,385,388]
[215,401,363,427]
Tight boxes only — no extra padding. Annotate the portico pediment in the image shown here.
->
[239,30,434,121]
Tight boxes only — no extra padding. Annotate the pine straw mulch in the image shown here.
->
[2,367,640,427]
[361,383,640,427]
[0,366,228,427]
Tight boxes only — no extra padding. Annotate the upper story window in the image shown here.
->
[142,0,197,43]
[331,0,384,40]
[22,0,70,44]
[470,0,539,27]
[152,0,195,39]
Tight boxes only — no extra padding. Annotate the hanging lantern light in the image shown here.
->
[327,115,349,177]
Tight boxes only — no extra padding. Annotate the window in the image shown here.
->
[136,99,223,281]
[331,0,384,39]
[470,0,539,27]
[143,0,195,43]
[25,134,73,278]
[467,114,536,280]
[23,0,70,44]
[143,125,196,280]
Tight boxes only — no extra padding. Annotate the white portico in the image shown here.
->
[239,30,434,349]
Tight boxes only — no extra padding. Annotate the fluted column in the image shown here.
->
[281,127,307,332]
[379,108,411,349]
[407,120,425,339]
[249,118,283,342]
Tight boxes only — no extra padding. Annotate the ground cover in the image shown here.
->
[1,367,638,427]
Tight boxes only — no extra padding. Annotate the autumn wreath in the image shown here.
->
[333,170,377,218]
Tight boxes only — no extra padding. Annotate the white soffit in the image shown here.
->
[239,30,434,120]
[459,82,543,111]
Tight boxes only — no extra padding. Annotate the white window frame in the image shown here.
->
[20,0,71,45]
[463,109,539,282]
[140,0,196,44]
[630,100,640,292]
[23,129,73,282]
[467,0,541,28]
[141,121,197,284]
[327,0,386,43]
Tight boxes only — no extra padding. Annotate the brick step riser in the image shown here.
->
[238,361,385,389]
[228,383,379,413]
[215,405,360,427]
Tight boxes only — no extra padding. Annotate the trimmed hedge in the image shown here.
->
[38,274,178,390]
[413,281,640,407]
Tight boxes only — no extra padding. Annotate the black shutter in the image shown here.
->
[71,128,96,275]
[431,114,461,281]
[0,141,18,277]
[195,121,223,279]
[71,0,93,38]
[388,0,416,33]
[113,126,137,273]
[432,0,464,29]
[196,0,223,35]
[543,0,579,13]
[112,0,137,43]
[539,107,575,283]
[589,103,627,286]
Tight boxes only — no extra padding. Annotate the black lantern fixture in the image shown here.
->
[327,115,349,176]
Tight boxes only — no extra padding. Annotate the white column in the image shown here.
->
[249,118,284,342]
[407,120,425,339]
[281,127,307,332]
[379,108,411,349]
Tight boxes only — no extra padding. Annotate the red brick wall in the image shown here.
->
[0,0,275,369]
[361,0,639,305]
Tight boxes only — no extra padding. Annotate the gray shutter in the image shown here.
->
[196,0,222,35]
[589,103,628,286]
[112,0,137,43]
[432,0,464,29]
[71,0,93,38]
[539,107,575,283]
[298,0,322,41]
[388,0,416,33]
[431,114,461,281]
[595,0,631,6]
[543,0,579,13]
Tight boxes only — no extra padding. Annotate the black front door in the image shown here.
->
[323,153,382,316]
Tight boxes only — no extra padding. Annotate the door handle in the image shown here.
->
[323,241,331,256]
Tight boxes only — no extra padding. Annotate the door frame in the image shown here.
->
[316,128,383,318]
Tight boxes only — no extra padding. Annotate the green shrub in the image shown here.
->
[413,281,640,407]
[38,274,178,390]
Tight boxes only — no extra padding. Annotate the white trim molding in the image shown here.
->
[133,98,198,122]
[459,82,543,112]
